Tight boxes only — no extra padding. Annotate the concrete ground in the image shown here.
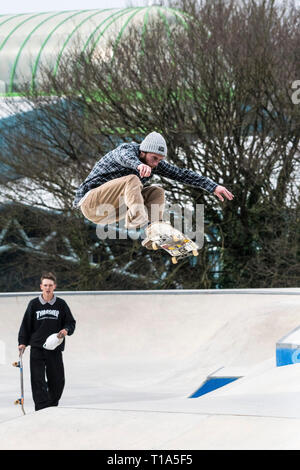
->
[0,288,300,450]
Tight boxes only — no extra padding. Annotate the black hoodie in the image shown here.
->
[18,295,76,351]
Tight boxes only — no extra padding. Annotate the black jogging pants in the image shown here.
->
[30,347,65,411]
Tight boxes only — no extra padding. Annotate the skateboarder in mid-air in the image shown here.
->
[73,132,234,255]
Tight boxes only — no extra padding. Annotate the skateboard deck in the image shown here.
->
[12,351,25,415]
[142,221,199,264]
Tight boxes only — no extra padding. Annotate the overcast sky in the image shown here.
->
[0,0,299,15]
[0,0,149,15]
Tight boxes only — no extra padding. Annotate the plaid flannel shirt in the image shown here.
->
[73,142,218,207]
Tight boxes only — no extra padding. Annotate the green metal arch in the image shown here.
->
[51,9,116,79]
[82,7,134,53]
[31,9,103,89]
[90,7,146,56]
[142,6,151,34]
[140,6,152,53]
[9,11,81,92]
[0,12,50,52]
[0,13,28,29]
[112,6,150,57]
[157,6,172,39]
[119,5,185,58]
[161,5,188,29]
[1,7,187,94]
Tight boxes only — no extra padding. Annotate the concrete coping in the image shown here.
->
[0,288,299,297]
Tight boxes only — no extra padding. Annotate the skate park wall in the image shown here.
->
[1,288,300,450]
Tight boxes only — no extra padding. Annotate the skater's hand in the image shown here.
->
[18,345,26,353]
[137,164,152,178]
[57,329,68,339]
[214,185,234,202]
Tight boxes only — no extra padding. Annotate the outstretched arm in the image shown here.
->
[155,161,234,200]
[155,160,218,193]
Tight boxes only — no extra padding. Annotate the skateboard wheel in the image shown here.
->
[193,250,199,256]
[152,242,158,250]
[171,257,178,264]
[12,362,19,367]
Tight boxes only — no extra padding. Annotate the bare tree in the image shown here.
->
[0,0,299,290]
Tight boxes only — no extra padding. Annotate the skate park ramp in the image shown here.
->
[1,288,300,450]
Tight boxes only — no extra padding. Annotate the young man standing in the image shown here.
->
[18,272,76,411]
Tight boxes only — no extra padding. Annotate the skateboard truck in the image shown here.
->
[12,352,26,415]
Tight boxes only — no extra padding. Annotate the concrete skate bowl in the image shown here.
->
[1,288,300,450]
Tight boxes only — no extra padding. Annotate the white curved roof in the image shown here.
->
[0,6,186,95]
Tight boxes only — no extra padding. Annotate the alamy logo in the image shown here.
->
[36,310,60,320]
[96,200,205,246]
[291,80,300,104]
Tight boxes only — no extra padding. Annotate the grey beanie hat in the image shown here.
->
[139,132,167,157]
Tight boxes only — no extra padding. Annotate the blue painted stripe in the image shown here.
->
[276,347,300,367]
[189,376,239,398]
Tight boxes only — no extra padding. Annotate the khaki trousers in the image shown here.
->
[80,175,165,228]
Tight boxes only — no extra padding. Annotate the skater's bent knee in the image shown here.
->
[125,174,141,185]
[153,186,165,196]
[149,186,165,202]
